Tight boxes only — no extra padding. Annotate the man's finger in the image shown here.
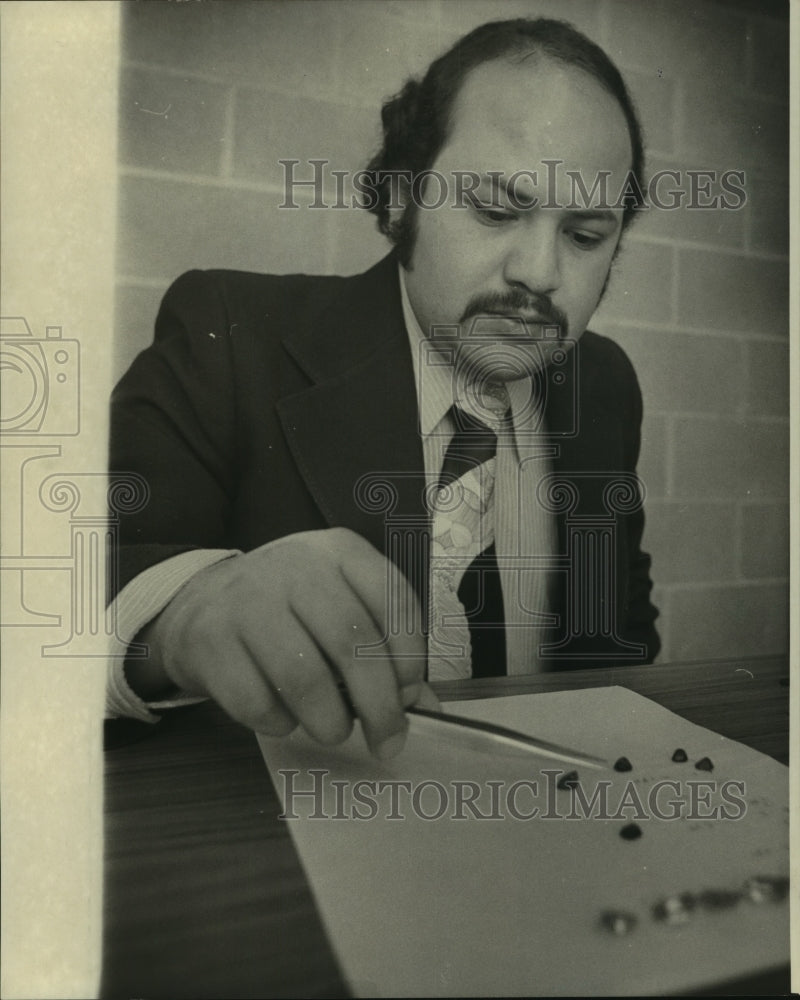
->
[289,586,410,759]
[337,543,427,690]
[401,681,441,711]
[197,639,299,737]
[245,617,355,747]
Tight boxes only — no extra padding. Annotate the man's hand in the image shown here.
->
[127,529,438,759]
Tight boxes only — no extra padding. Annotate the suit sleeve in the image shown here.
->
[616,342,661,664]
[623,505,661,663]
[109,270,240,601]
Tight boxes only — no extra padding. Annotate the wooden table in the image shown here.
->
[102,655,791,998]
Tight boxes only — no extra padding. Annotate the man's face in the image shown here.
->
[401,56,634,383]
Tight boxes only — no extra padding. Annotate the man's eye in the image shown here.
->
[469,198,516,225]
[569,230,605,249]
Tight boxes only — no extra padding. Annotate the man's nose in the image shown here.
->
[501,229,561,296]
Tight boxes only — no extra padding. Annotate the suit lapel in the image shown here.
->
[276,255,429,587]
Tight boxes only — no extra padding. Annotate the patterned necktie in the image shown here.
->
[427,405,507,680]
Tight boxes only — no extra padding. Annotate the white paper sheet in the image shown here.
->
[258,687,790,997]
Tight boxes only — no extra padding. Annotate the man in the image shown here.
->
[108,18,659,760]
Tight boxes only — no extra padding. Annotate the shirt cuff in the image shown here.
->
[106,548,241,722]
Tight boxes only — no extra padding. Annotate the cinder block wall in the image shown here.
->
[115,0,789,664]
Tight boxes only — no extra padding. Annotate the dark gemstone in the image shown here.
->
[557,770,580,790]
[671,748,688,762]
[653,893,697,924]
[697,889,742,911]
[599,910,638,935]
[619,822,642,840]
[695,757,714,771]
[745,876,790,904]
[613,756,633,772]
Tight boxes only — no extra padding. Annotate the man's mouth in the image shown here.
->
[471,312,561,331]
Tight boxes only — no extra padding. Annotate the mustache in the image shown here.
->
[459,290,569,335]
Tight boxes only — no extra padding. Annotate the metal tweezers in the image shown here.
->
[336,681,607,769]
[405,705,609,770]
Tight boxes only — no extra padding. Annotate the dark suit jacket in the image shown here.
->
[110,252,660,670]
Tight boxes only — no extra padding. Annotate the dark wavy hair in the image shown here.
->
[363,18,645,265]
